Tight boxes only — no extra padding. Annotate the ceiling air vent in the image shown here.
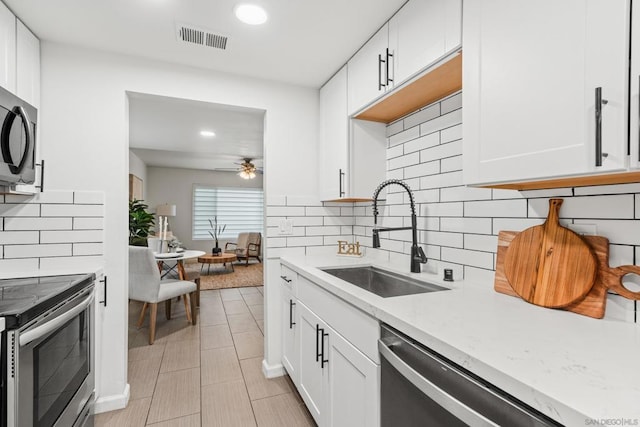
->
[176,23,228,50]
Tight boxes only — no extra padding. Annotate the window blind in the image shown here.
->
[192,186,264,239]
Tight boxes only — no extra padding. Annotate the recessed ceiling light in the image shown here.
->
[200,130,216,137]
[234,4,268,25]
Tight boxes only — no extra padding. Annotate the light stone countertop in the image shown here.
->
[281,254,640,426]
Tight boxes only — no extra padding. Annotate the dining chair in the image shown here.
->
[128,246,197,344]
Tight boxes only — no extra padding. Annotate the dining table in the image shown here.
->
[154,250,206,281]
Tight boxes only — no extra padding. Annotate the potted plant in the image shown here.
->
[129,199,155,246]
[208,216,226,255]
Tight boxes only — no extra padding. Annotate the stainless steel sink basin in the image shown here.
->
[320,266,448,298]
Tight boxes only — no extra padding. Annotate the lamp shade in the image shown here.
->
[156,204,177,217]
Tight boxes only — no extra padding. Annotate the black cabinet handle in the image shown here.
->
[316,324,321,362]
[595,87,609,166]
[339,169,345,198]
[35,159,44,192]
[289,299,296,329]
[280,275,292,283]
[385,48,393,86]
[378,54,385,91]
[321,330,329,368]
[98,275,107,307]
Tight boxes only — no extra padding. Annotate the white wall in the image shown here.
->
[128,150,147,199]
[146,166,263,252]
[40,42,319,409]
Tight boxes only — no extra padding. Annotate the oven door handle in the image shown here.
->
[378,339,499,427]
[19,292,94,346]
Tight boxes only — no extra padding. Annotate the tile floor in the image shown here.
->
[96,286,315,427]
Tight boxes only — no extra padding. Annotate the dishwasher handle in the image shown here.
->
[378,338,499,427]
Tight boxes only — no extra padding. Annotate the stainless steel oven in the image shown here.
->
[5,283,94,427]
[379,324,561,427]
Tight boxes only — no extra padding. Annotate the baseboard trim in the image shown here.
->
[94,383,130,414]
[262,359,285,378]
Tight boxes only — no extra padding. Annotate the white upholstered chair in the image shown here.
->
[128,246,197,344]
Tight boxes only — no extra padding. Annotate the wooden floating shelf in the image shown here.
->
[355,52,462,124]
[482,171,640,190]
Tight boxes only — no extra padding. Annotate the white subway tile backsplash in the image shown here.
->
[491,189,525,200]
[324,216,354,226]
[40,230,103,244]
[518,188,574,199]
[573,219,640,246]
[424,231,463,248]
[6,191,73,204]
[386,120,404,137]
[0,204,40,217]
[440,186,492,202]
[73,243,104,256]
[5,217,72,231]
[492,218,545,234]
[389,125,420,147]
[575,183,640,196]
[0,258,39,272]
[307,206,341,217]
[440,92,462,115]
[267,206,306,217]
[404,132,440,154]
[414,189,440,204]
[73,217,104,230]
[266,237,287,248]
[463,234,498,252]
[419,109,462,136]
[340,207,354,216]
[292,217,323,227]
[41,204,104,217]
[388,152,420,170]
[286,236,323,247]
[609,244,634,266]
[306,226,341,236]
[440,124,462,144]
[5,244,72,259]
[404,160,440,179]
[465,199,528,218]
[441,217,492,234]
[39,255,103,271]
[441,247,493,269]
[420,171,463,190]
[0,231,39,244]
[73,191,104,204]
[421,202,463,218]
[404,104,440,129]
[440,155,463,173]
[528,195,634,219]
[386,144,404,160]
[420,140,462,163]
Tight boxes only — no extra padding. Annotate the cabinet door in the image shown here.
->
[325,326,379,427]
[0,2,16,94]
[388,0,447,87]
[350,119,386,199]
[281,288,299,386]
[319,66,349,200]
[298,302,326,425]
[463,0,629,186]
[16,20,40,108]
[347,24,388,116]
[631,2,640,169]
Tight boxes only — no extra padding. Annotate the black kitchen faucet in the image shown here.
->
[372,179,427,273]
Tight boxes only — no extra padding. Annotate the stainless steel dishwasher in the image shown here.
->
[379,324,562,427]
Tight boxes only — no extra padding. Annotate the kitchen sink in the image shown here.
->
[320,266,448,298]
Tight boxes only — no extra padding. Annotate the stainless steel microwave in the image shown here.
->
[0,86,36,186]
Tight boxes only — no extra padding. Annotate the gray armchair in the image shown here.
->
[225,232,262,266]
[129,246,197,344]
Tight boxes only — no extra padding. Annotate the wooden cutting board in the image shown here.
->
[504,199,597,308]
[496,231,640,318]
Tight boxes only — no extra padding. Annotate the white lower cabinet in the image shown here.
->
[325,323,379,427]
[281,285,299,385]
[282,267,380,427]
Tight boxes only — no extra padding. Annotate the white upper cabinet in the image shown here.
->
[463,0,629,186]
[319,66,349,201]
[388,0,461,87]
[0,2,16,94]
[347,24,389,116]
[630,2,640,169]
[16,20,40,108]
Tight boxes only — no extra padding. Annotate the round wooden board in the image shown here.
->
[504,199,597,308]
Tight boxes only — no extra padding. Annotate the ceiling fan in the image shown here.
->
[236,158,263,179]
